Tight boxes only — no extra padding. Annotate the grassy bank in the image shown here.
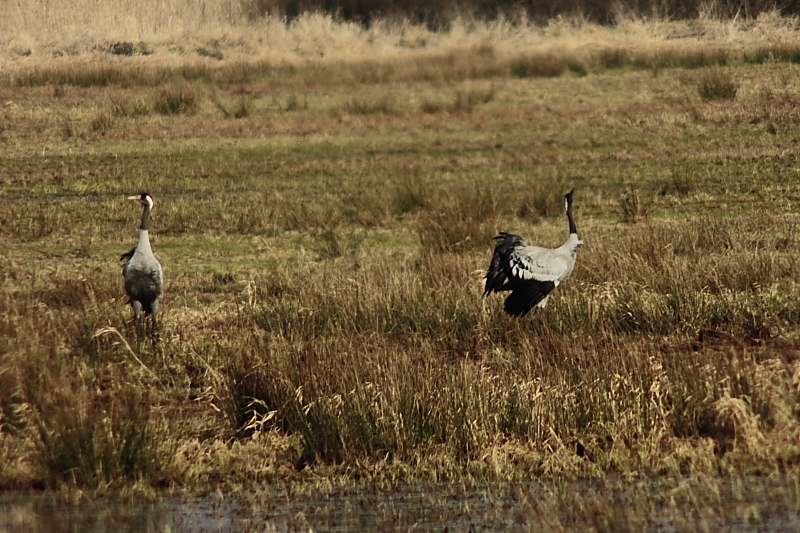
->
[1,10,800,509]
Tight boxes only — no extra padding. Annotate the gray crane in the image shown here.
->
[484,189,582,317]
[121,193,163,330]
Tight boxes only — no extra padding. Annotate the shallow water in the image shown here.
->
[1,476,799,533]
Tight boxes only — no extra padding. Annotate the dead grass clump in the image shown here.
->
[566,215,800,339]
[279,195,343,231]
[515,175,568,223]
[744,43,800,64]
[10,61,181,88]
[25,375,162,489]
[250,252,481,346]
[90,110,115,134]
[233,97,253,118]
[283,94,307,111]
[328,46,503,87]
[631,47,728,72]
[698,67,737,101]
[420,85,494,114]
[110,96,151,117]
[153,85,201,115]
[61,116,76,138]
[0,201,69,241]
[393,172,431,215]
[451,85,495,112]
[677,48,729,69]
[341,187,392,227]
[312,228,344,260]
[213,95,252,118]
[596,47,629,69]
[509,52,568,78]
[196,46,224,61]
[419,99,446,114]
[618,187,650,223]
[223,335,500,469]
[8,61,278,89]
[345,60,398,85]
[420,46,505,83]
[0,270,172,490]
[344,94,395,115]
[714,396,765,450]
[659,165,696,196]
[171,432,302,489]
[417,181,500,253]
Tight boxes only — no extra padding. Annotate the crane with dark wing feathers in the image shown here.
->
[121,193,163,331]
[484,189,582,317]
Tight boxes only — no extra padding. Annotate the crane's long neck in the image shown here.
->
[140,203,150,231]
[567,204,577,235]
[137,205,153,254]
[562,195,581,253]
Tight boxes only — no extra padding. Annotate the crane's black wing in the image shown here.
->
[502,279,556,317]
[484,232,528,296]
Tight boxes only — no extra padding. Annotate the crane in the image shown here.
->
[484,189,582,317]
[121,193,163,332]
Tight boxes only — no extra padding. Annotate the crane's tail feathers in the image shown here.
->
[492,232,526,246]
[503,281,556,317]
[484,232,528,296]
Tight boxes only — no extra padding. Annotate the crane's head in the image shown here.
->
[128,193,154,210]
[564,189,575,212]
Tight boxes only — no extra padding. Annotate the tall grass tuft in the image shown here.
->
[515,175,568,223]
[618,187,649,224]
[90,110,115,134]
[154,85,200,115]
[110,96,151,117]
[451,85,495,113]
[393,173,431,215]
[344,94,395,115]
[25,376,159,488]
[509,53,568,78]
[417,180,500,253]
[1,271,171,490]
[697,67,737,101]
[660,165,696,196]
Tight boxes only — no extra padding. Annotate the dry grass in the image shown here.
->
[698,67,738,100]
[153,85,200,115]
[4,211,800,494]
[3,7,800,91]
[1,10,800,528]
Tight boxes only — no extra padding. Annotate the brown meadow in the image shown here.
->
[1,8,800,530]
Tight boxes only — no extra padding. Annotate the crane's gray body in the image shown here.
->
[123,230,162,319]
[484,191,582,317]
[122,194,163,324]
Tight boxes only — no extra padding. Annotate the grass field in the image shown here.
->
[2,7,800,525]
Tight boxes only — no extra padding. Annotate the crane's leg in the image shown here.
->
[131,300,144,342]
[149,301,160,343]
[131,300,142,320]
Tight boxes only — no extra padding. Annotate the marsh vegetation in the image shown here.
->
[1,1,800,528]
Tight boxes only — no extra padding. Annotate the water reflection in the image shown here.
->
[1,476,799,532]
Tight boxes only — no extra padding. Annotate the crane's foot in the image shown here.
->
[149,321,161,349]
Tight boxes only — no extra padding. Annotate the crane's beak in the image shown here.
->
[128,195,142,203]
